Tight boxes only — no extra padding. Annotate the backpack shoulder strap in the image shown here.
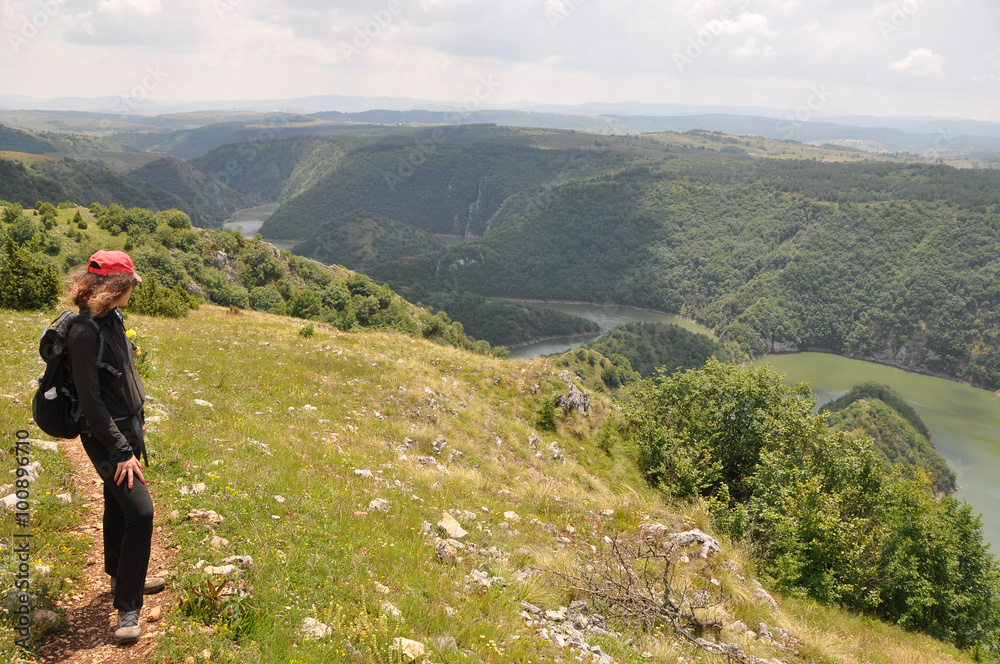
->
[75,317,122,379]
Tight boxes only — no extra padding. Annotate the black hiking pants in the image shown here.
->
[80,417,153,613]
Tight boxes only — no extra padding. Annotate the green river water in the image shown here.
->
[509,302,1000,552]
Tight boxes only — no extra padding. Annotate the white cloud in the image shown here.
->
[1,0,997,121]
[724,12,777,37]
[889,48,945,76]
[62,12,97,36]
[96,0,163,16]
[731,36,776,57]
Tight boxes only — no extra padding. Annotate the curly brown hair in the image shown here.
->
[69,267,139,318]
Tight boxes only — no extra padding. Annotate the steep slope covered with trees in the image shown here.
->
[259,126,632,239]
[291,211,446,270]
[372,161,1000,388]
[822,382,956,494]
[129,156,248,226]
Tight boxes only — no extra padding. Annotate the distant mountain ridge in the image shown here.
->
[3,95,1000,157]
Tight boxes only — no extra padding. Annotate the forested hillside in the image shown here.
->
[189,136,350,202]
[0,124,57,154]
[258,125,634,239]
[371,160,1000,388]
[825,392,957,495]
[405,291,600,348]
[0,199,501,358]
[291,211,446,270]
[0,155,189,211]
[129,156,248,225]
[588,321,727,377]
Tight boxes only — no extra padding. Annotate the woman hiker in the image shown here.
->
[67,250,164,644]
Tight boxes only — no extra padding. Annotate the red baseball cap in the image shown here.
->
[87,250,143,282]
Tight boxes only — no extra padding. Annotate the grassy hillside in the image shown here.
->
[0,303,983,664]
[0,124,56,155]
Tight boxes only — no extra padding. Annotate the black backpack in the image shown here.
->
[32,311,120,439]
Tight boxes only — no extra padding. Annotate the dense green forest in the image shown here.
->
[258,126,633,239]
[822,382,931,437]
[0,158,64,205]
[129,156,247,225]
[588,321,726,377]
[190,136,351,203]
[0,154,242,225]
[291,211,445,271]
[824,390,957,495]
[10,120,1000,387]
[370,159,1000,388]
[404,291,600,348]
[0,199,502,357]
[623,360,1000,654]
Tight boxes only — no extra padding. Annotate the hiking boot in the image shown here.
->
[110,576,166,594]
[114,609,141,644]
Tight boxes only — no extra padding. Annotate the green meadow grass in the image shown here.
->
[0,299,980,663]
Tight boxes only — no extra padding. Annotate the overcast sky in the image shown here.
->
[2,0,999,120]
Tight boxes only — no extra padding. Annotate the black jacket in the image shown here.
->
[67,306,145,464]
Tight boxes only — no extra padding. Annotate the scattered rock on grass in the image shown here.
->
[188,509,224,524]
[666,528,722,559]
[435,539,458,564]
[302,617,332,639]
[436,636,458,652]
[753,581,780,611]
[391,637,425,661]
[381,601,403,620]
[437,512,468,540]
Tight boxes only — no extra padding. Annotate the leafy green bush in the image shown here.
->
[249,284,286,314]
[1,202,23,224]
[0,237,60,309]
[622,359,1000,654]
[5,215,41,245]
[536,397,557,431]
[289,289,322,320]
[127,276,191,318]
[131,244,188,288]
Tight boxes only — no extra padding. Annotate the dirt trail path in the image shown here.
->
[38,439,175,664]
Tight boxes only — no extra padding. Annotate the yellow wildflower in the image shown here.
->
[126,329,137,339]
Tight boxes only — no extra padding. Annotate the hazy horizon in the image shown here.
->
[2,0,998,122]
